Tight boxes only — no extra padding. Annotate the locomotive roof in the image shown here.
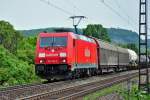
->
[38,32,96,43]
[39,32,73,37]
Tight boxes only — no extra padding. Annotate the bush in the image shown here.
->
[0,45,40,86]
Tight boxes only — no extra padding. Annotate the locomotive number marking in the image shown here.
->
[46,54,59,57]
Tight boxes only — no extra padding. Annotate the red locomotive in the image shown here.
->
[35,32,137,80]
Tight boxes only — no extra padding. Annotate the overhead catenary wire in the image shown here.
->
[65,0,137,35]
[99,0,137,31]
[39,0,73,15]
[114,0,137,25]
[40,0,147,33]
[64,0,110,35]
[49,0,102,33]
[62,0,100,25]
[62,0,82,16]
[40,0,89,28]
[99,0,128,22]
[114,0,150,36]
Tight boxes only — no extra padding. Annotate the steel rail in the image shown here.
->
[19,71,139,100]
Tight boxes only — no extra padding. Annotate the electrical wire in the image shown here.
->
[64,0,110,32]
[40,0,148,33]
[62,0,99,24]
[53,0,101,35]
[114,0,137,25]
[39,0,73,15]
[99,0,137,31]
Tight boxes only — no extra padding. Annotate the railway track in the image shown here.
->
[0,70,141,100]
[0,82,43,92]
[20,71,138,100]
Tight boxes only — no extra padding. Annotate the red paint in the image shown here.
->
[35,32,98,70]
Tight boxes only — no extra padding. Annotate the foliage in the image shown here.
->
[17,36,37,64]
[0,20,41,87]
[118,43,138,53]
[0,20,23,54]
[119,84,150,100]
[147,49,150,55]
[83,84,122,100]
[84,83,150,100]
[0,45,40,86]
[83,24,111,42]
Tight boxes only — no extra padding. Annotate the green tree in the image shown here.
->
[0,20,40,87]
[118,43,138,53]
[148,49,150,55]
[126,43,138,53]
[0,20,22,54]
[83,24,111,42]
[0,45,40,86]
[17,36,37,64]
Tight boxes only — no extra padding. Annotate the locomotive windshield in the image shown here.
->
[40,37,53,47]
[40,37,67,47]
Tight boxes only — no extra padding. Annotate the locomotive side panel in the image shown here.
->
[73,36,98,69]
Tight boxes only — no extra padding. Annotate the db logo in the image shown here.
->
[85,48,90,57]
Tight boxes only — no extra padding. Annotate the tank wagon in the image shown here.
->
[35,32,138,80]
[127,49,138,68]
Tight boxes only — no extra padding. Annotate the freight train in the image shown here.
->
[35,32,138,80]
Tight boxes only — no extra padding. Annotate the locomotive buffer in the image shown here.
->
[139,0,150,93]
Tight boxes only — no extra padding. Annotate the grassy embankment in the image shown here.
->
[84,82,150,100]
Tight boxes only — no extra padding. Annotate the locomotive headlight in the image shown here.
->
[62,59,66,63]
[40,59,45,63]
[59,52,66,57]
[39,53,45,57]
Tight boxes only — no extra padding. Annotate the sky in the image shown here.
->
[0,0,149,33]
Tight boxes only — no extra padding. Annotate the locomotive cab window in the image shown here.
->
[53,37,67,46]
[40,37,67,47]
[40,37,53,47]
